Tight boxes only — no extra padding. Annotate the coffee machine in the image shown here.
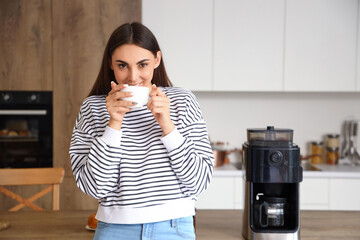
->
[242,126,303,240]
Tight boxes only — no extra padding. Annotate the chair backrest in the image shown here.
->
[0,168,65,211]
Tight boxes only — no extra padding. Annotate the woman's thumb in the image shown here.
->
[111,81,117,88]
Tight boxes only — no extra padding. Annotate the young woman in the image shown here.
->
[69,22,214,240]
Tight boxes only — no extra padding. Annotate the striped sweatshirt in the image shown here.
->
[69,87,214,224]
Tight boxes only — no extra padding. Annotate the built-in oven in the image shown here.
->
[0,91,53,168]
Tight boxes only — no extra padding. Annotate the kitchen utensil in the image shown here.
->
[348,120,360,165]
[340,119,360,165]
[211,142,242,167]
[212,149,242,167]
[212,149,228,167]
[340,120,351,159]
[211,141,228,167]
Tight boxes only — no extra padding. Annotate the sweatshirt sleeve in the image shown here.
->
[161,91,214,197]
[69,98,122,199]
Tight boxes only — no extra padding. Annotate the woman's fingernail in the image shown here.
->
[123,84,128,87]
[132,102,138,105]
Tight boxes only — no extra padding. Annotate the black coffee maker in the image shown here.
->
[242,126,303,240]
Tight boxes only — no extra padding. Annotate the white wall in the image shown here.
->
[194,91,360,155]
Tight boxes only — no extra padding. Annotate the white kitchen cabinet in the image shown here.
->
[213,0,285,91]
[234,176,244,209]
[293,176,360,211]
[197,172,360,210]
[300,178,329,210]
[196,176,243,209]
[142,0,213,91]
[284,0,358,92]
[329,178,360,210]
[143,0,359,92]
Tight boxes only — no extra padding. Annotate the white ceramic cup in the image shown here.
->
[120,85,150,109]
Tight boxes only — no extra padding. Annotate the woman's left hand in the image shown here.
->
[147,85,175,136]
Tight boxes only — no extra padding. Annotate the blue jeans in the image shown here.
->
[93,216,195,240]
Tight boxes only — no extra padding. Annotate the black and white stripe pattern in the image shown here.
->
[69,87,214,208]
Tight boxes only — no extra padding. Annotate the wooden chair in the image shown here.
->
[0,168,65,211]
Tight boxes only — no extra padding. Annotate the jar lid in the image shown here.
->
[327,134,340,138]
[311,141,323,145]
[326,147,339,151]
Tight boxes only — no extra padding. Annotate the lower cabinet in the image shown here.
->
[300,178,329,210]
[301,177,360,211]
[197,175,360,210]
[329,178,360,210]
[196,176,244,210]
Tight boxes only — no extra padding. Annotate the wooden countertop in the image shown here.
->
[196,210,360,240]
[1,210,360,239]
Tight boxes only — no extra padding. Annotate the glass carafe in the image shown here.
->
[254,196,287,228]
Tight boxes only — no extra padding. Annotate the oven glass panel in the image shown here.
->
[0,92,52,168]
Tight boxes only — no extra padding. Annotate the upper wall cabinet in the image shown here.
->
[0,0,52,91]
[142,0,213,91]
[143,0,359,92]
[284,0,358,92]
[213,0,285,91]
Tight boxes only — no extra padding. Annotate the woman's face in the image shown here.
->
[110,44,161,89]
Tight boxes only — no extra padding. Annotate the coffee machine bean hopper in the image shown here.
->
[242,126,303,240]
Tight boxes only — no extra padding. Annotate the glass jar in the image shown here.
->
[326,147,339,165]
[311,141,323,164]
[326,134,340,148]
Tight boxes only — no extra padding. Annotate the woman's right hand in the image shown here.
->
[105,82,134,130]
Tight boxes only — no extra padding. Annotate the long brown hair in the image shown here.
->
[88,22,172,96]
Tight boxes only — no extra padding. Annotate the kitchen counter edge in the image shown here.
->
[213,164,360,178]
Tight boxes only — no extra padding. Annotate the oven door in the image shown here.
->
[0,108,52,168]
